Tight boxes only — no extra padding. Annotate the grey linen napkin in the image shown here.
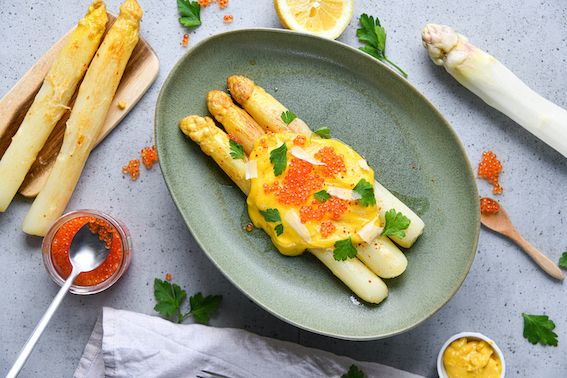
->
[74,307,424,378]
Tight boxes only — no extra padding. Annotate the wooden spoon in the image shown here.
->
[481,205,564,280]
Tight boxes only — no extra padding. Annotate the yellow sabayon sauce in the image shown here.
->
[247,133,378,256]
[443,337,502,378]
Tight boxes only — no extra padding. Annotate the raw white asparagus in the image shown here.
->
[23,0,142,236]
[422,23,567,158]
[0,0,107,212]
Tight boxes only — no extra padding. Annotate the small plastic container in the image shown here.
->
[437,332,506,378]
[42,210,132,295]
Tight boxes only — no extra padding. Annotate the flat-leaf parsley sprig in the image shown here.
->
[177,0,201,28]
[381,209,411,239]
[154,278,222,324]
[357,14,407,78]
[522,313,558,346]
[558,251,567,269]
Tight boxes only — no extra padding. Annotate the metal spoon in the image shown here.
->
[7,224,112,378]
[480,205,564,280]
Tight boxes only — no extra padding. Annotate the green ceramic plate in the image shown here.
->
[155,29,479,340]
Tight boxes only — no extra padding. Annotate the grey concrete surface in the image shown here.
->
[1,1,566,377]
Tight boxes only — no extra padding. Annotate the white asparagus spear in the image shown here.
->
[355,236,407,279]
[227,75,425,248]
[180,115,388,304]
[374,181,425,248]
[0,0,107,212]
[422,23,567,158]
[310,248,388,304]
[23,0,142,236]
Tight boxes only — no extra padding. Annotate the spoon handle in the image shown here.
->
[512,235,565,281]
[7,269,80,378]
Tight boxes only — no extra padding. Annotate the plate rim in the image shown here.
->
[154,27,480,340]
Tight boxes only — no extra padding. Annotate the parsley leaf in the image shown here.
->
[314,189,331,203]
[357,14,407,78]
[154,278,222,324]
[381,209,411,239]
[270,143,288,176]
[260,208,281,222]
[187,293,223,324]
[353,179,376,207]
[333,237,357,261]
[153,278,187,321]
[275,223,284,236]
[281,110,297,125]
[522,313,558,346]
[559,252,567,269]
[229,139,245,160]
[342,364,365,378]
[177,0,201,28]
[314,127,331,139]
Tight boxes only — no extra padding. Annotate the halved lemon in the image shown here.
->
[274,0,354,40]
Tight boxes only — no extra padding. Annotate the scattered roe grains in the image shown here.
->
[165,273,172,281]
[122,159,140,181]
[480,197,500,214]
[478,151,503,194]
[219,0,228,9]
[117,100,127,110]
[245,223,254,232]
[141,145,159,169]
[223,15,233,23]
[320,221,336,237]
[182,33,189,47]
[293,135,306,146]
[198,0,210,6]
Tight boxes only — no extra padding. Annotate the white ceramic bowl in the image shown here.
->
[437,332,506,378]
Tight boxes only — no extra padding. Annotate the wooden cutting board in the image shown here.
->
[0,13,159,197]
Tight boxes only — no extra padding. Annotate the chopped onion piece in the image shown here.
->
[289,146,325,165]
[357,217,383,244]
[245,160,257,180]
[284,210,312,243]
[327,186,362,201]
[358,160,370,170]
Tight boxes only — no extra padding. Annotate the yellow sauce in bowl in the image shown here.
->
[443,337,502,378]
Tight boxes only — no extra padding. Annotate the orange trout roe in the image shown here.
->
[223,15,233,23]
[480,197,500,214]
[478,151,503,194]
[165,273,172,281]
[182,33,189,47]
[275,158,324,206]
[300,197,349,223]
[219,0,228,9]
[141,145,158,169]
[87,218,114,249]
[198,0,210,6]
[51,217,122,286]
[122,160,140,181]
[320,221,336,237]
[315,146,347,177]
[293,135,306,146]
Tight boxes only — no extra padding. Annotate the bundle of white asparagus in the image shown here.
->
[180,76,425,304]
